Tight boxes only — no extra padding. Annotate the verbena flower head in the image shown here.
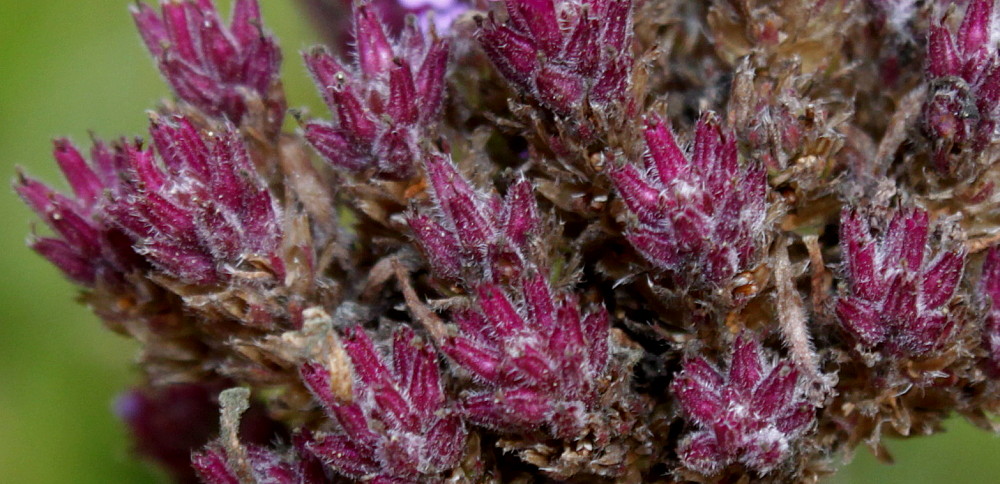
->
[609,112,767,289]
[923,0,1000,172]
[19,0,1000,481]
[441,272,614,439]
[108,115,284,285]
[836,206,966,358]
[408,152,539,286]
[298,326,467,481]
[132,0,283,127]
[672,335,815,476]
[302,1,449,179]
[476,0,634,117]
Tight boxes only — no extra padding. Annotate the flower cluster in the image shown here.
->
[298,326,466,481]
[836,206,966,358]
[476,0,634,117]
[672,336,814,476]
[922,0,1000,172]
[107,115,284,286]
[441,273,613,439]
[408,152,539,286]
[301,2,449,179]
[609,113,767,289]
[132,0,283,128]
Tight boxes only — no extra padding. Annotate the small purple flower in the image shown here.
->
[398,0,469,31]
[477,0,634,117]
[922,0,1000,172]
[609,112,767,289]
[979,245,1000,376]
[298,326,466,481]
[302,1,449,179]
[408,152,539,286]
[15,139,143,287]
[672,336,815,476]
[441,272,613,439]
[836,206,966,357]
[132,0,284,127]
[107,115,284,285]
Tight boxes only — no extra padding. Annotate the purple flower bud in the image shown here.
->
[441,272,613,439]
[672,335,815,476]
[979,245,1000,376]
[922,0,1000,172]
[299,326,466,481]
[15,139,142,286]
[108,115,284,285]
[836,206,966,357]
[477,0,634,116]
[408,152,539,285]
[302,2,450,179]
[132,0,284,127]
[609,112,767,288]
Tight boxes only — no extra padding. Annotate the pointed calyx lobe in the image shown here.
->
[302,1,449,180]
[836,206,966,358]
[440,271,620,440]
[672,335,815,476]
[477,0,634,117]
[132,0,283,128]
[609,112,767,289]
[407,152,540,287]
[298,326,466,481]
[922,0,1000,172]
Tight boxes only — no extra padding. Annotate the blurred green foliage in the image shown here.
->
[0,1,997,482]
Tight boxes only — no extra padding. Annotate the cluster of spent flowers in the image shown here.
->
[16,0,1000,482]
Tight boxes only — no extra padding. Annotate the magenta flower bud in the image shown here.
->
[302,2,450,179]
[835,206,966,357]
[477,0,634,116]
[922,0,1000,172]
[979,245,1000,376]
[441,272,613,439]
[131,0,283,127]
[15,139,142,287]
[672,335,815,476]
[298,326,466,481]
[108,115,283,285]
[609,112,767,289]
[407,152,539,285]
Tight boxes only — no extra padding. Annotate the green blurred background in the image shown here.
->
[0,1,998,482]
